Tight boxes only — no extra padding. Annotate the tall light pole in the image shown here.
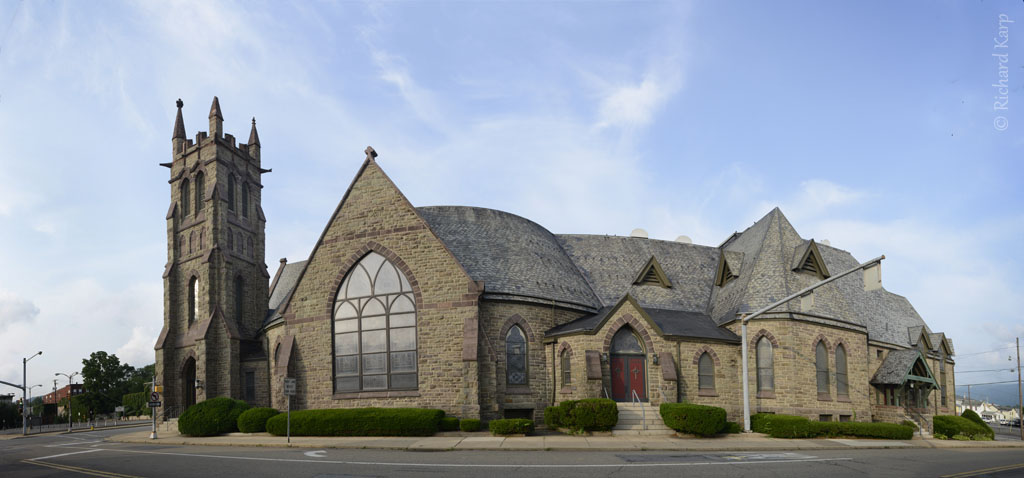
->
[56,372,78,433]
[22,351,42,436]
[740,256,884,432]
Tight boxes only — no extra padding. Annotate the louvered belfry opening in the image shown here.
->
[800,253,821,275]
[639,267,662,286]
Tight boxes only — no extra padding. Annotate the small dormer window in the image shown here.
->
[715,254,737,287]
[793,240,830,279]
[633,256,671,288]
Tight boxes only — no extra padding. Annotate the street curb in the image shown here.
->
[104,432,1024,452]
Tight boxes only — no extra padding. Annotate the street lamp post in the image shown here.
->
[740,256,884,432]
[55,372,79,433]
[22,351,42,436]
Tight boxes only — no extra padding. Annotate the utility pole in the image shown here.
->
[1016,337,1021,441]
[22,351,42,435]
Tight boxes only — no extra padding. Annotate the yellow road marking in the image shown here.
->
[942,462,1024,478]
[22,459,145,478]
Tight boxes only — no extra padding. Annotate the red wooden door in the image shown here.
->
[611,356,627,400]
[628,357,646,400]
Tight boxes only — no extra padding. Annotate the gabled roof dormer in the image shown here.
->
[714,252,738,286]
[634,256,672,288]
[792,239,830,279]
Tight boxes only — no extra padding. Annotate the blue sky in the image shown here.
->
[0,1,1021,402]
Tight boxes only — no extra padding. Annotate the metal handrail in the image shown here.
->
[631,389,647,430]
[602,387,610,399]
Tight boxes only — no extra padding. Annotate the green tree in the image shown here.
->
[80,351,134,414]
[126,363,155,394]
[0,402,19,430]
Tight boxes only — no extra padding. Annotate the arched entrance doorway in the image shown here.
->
[181,357,197,410]
[609,327,646,402]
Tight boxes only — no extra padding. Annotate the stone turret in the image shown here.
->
[248,117,260,161]
[209,96,224,138]
[172,99,186,155]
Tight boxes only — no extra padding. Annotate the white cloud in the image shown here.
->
[116,326,160,367]
[0,291,39,332]
[595,64,682,131]
[754,179,866,224]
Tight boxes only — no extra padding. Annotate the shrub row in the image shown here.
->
[439,416,460,431]
[750,413,913,439]
[934,415,994,440]
[960,410,995,438]
[459,418,481,432]
[544,398,618,432]
[659,403,728,437]
[178,397,250,437]
[237,407,281,433]
[266,408,444,437]
[489,418,534,435]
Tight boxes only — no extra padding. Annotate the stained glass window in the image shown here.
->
[698,352,714,391]
[816,341,829,395]
[506,325,527,386]
[835,344,848,398]
[333,252,417,392]
[756,337,774,392]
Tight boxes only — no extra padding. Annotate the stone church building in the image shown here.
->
[155,98,956,429]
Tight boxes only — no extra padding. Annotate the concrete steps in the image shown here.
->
[612,402,674,436]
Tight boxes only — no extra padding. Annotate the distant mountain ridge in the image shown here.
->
[956,382,1022,408]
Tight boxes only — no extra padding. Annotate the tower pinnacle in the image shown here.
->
[172,99,186,140]
[248,117,260,146]
[209,96,224,137]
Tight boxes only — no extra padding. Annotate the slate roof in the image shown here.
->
[545,301,741,343]
[871,349,930,385]
[417,206,601,310]
[556,234,719,312]
[264,260,307,325]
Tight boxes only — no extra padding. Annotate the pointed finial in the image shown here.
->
[172,98,186,140]
[248,117,260,146]
[209,96,223,119]
[365,146,377,161]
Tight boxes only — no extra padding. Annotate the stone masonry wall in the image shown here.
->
[275,160,481,419]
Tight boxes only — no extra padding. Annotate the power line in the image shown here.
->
[955,345,1016,357]
[955,380,1018,387]
[956,369,1016,374]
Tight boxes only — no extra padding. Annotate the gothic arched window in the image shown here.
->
[227,229,234,250]
[227,174,236,211]
[188,276,199,325]
[835,344,849,398]
[242,183,250,218]
[560,349,571,386]
[195,172,204,216]
[939,351,947,406]
[756,337,774,392]
[333,252,417,392]
[181,179,191,218]
[816,341,830,396]
[247,237,254,258]
[506,325,527,386]
[698,352,715,391]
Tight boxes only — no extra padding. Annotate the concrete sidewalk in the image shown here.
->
[107,428,1024,452]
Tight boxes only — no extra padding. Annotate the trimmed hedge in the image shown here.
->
[489,418,534,435]
[439,416,460,431]
[813,421,913,440]
[751,413,912,439]
[961,410,994,437]
[723,421,742,434]
[237,407,281,433]
[659,403,727,437]
[178,397,250,437]
[459,418,481,432]
[934,415,994,440]
[543,399,605,431]
[266,408,444,437]
[545,398,618,432]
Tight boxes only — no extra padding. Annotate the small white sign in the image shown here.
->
[115,406,125,412]
[283,378,296,396]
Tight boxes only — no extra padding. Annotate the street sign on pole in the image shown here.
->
[283,377,295,444]
[148,401,162,408]
[150,391,160,402]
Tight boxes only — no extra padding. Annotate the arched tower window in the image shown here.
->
[247,237,254,258]
[227,174,236,212]
[506,325,527,386]
[227,229,234,250]
[560,349,571,385]
[234,276,244,324]
[188,276,199,326]
[698,352,715,391]
[241,183,250,218]
[816,341,830,397]
[835,344,849,398]
[756,337,774,392]
[333,252,417,392]
[195,172,204,216]
[181,179,191,218]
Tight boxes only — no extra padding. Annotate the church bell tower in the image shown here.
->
[155,97,270,413]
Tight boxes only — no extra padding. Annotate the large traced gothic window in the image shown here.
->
[815,341,830,396]
[756,337,774,392]
[506,325,527,386]
[333,252,417,392]
[188,276,199,325]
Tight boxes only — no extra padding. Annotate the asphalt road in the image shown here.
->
[1,427,1023,478]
